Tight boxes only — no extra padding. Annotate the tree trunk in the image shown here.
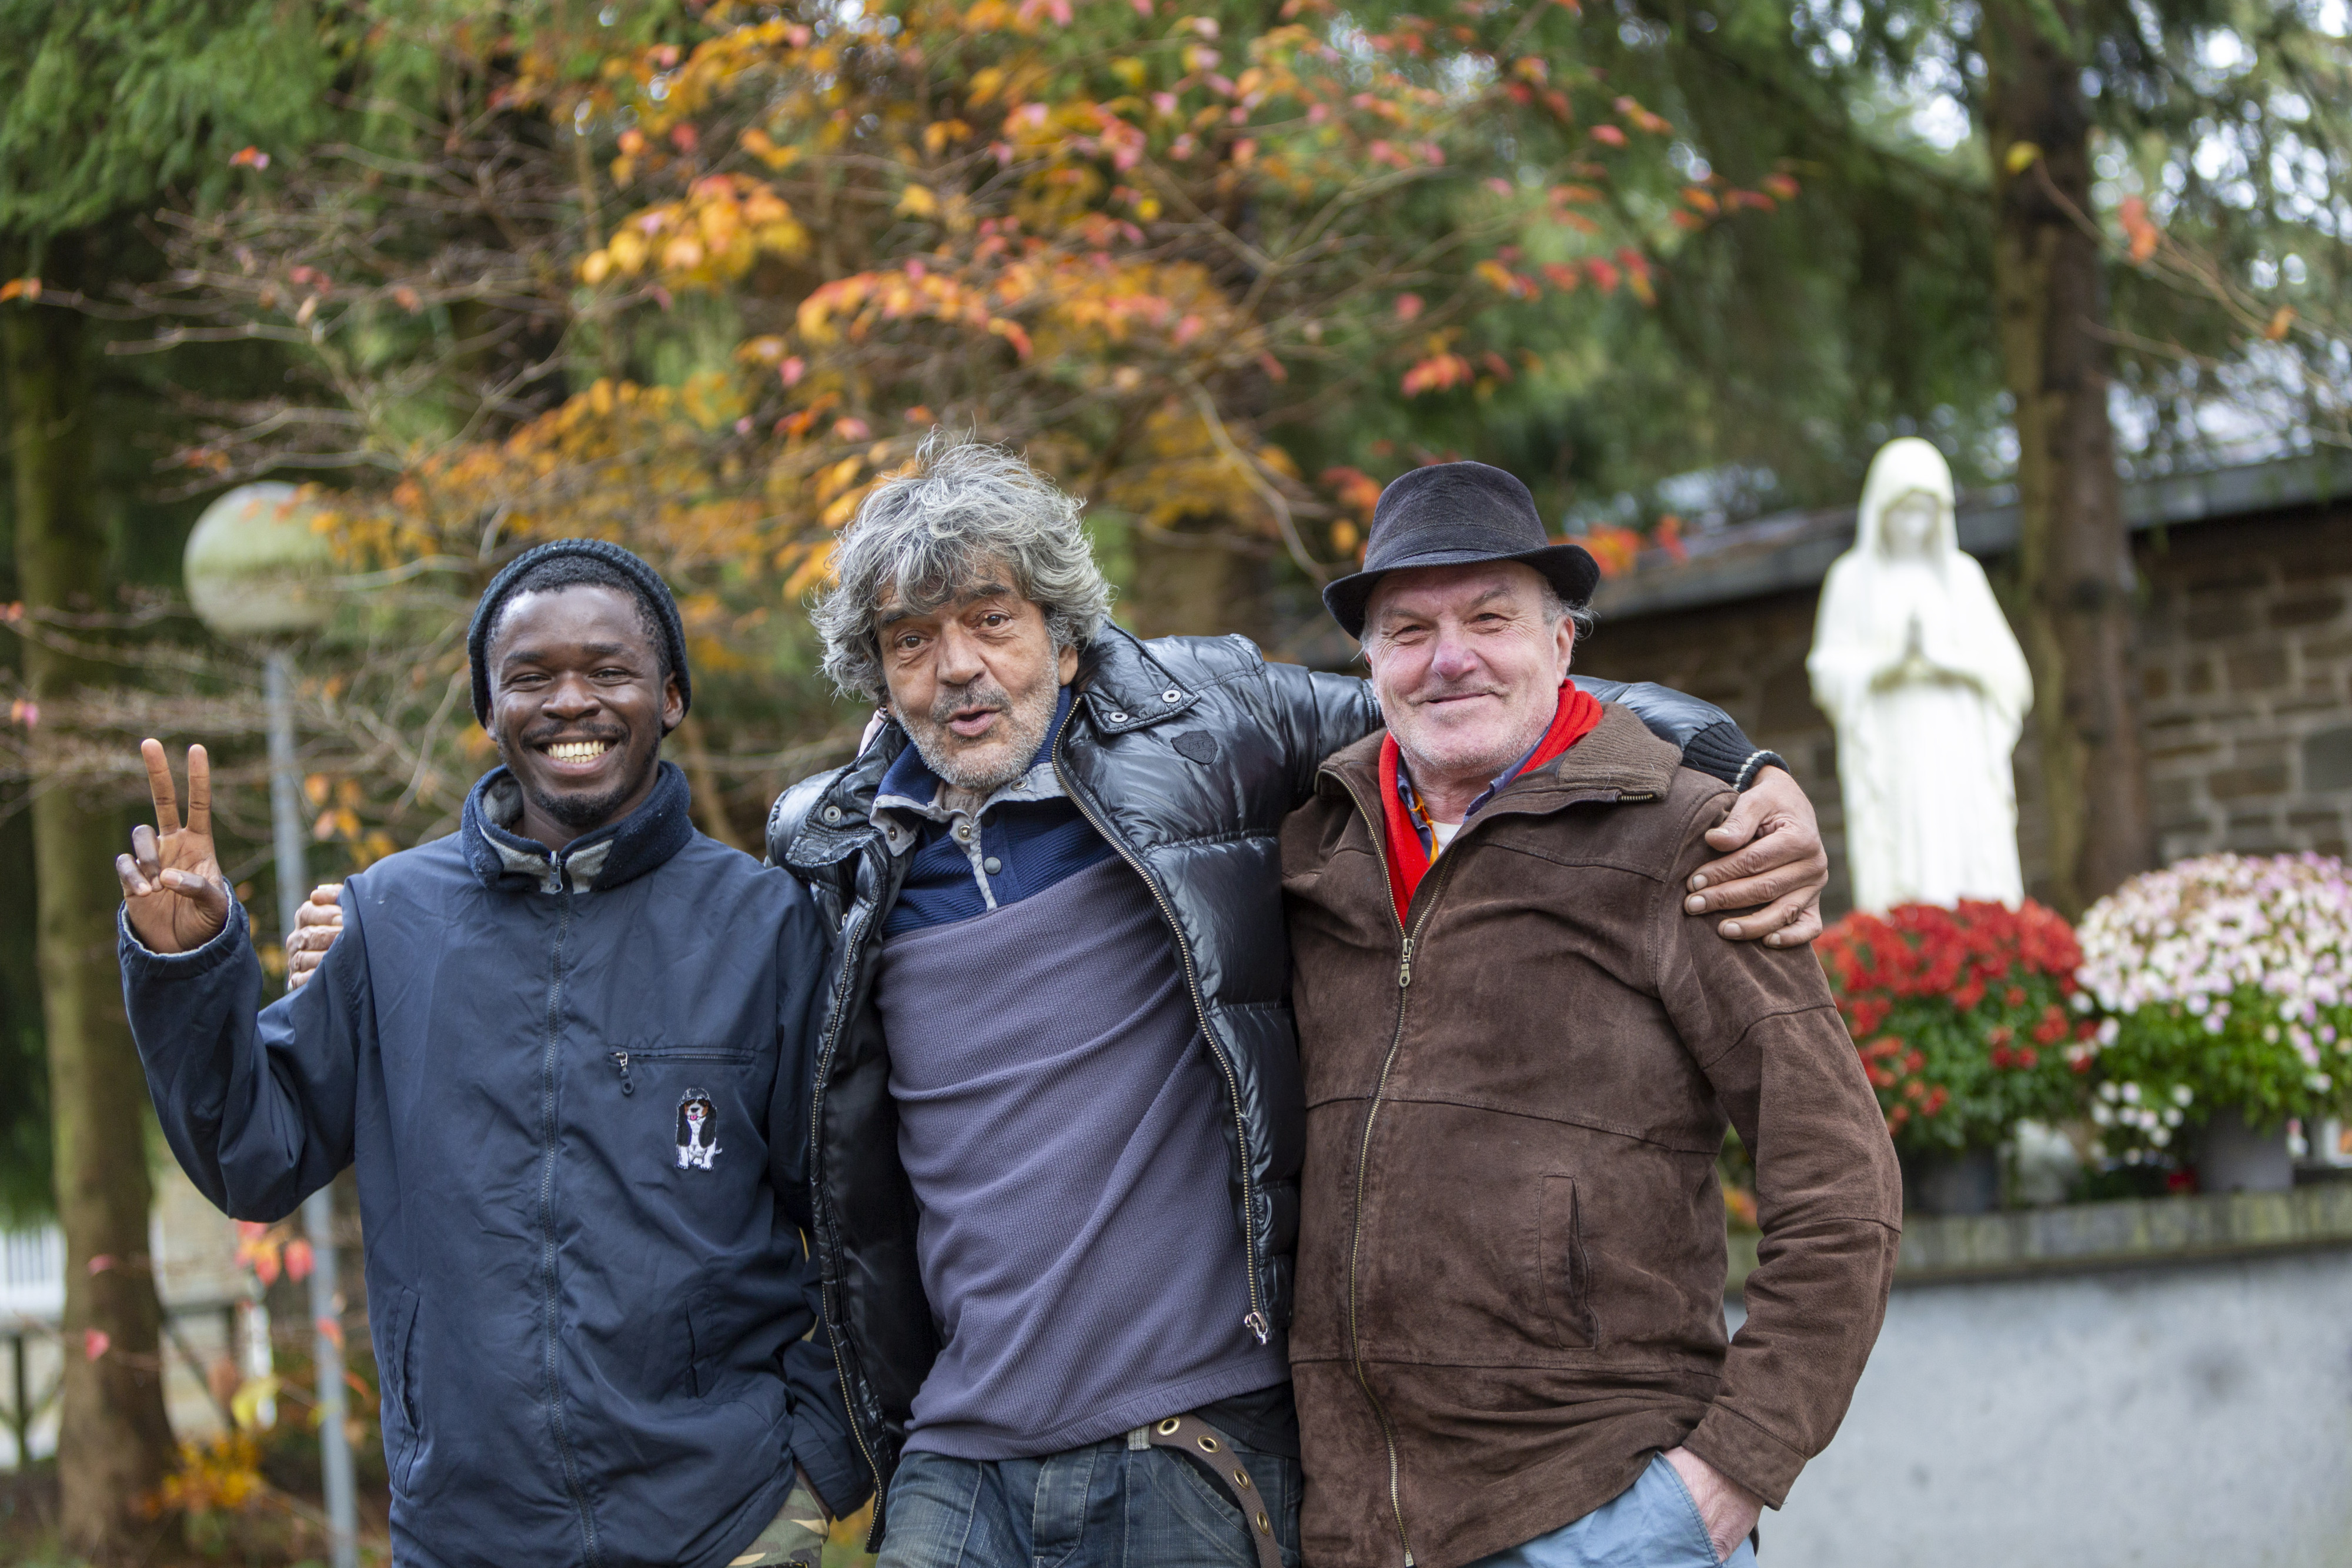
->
[1124,515,1274,647]
[4,243,178,1559]
[1980,1,2153,914]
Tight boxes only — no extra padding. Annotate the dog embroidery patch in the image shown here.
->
[676,1089,720,1171]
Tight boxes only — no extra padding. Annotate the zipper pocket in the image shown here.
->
[609,1045,755,1095]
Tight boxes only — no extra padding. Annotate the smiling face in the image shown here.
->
[1362,561,1573,816]
[877,559,1078,794]
[486,584,684,851]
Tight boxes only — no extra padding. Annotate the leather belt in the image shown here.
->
[1131,1413,1285,1568]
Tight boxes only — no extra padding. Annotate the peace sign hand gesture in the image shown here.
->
[117,739,234,955]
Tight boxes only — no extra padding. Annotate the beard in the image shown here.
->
[900,673,1062,794]
[1396,681,1553,783]
[527,774,644,832]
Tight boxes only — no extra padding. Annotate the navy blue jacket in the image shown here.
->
[119,763,862,1568]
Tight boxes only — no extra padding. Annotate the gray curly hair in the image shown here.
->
[811,436,1117,701]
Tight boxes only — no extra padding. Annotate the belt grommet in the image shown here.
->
[1157,1417,1181,1436]
[1234,1469,1251,1487]
[1196,1435,1219,1452]
[1255,1513,1272,1533]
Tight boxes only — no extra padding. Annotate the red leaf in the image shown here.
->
[84,1329,110,1362]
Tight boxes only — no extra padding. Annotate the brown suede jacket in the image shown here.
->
[1279,704,1902,1568]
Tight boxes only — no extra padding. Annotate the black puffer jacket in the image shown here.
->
[765,626,1766,1532]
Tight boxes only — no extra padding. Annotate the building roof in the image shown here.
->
[1589,450,2352,622]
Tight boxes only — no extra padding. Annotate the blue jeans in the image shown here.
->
[1465,1455,1760,1568]
[877,1431,1301,1568]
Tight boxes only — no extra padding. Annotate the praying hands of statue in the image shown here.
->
[116,740,236,955]
[1872,613,1937,692]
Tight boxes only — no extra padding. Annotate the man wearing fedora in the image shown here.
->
[1283,462,1902,1568]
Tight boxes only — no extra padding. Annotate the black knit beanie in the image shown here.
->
[467,539,692,726]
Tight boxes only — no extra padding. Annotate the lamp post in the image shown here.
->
[183,483,358,1568]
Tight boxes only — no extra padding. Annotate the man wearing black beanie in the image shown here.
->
[113,540,863,1568]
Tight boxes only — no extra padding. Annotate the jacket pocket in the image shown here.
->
[683,1282,724,1398]
[376,1285,425,1492]
[1538,1176,1596,1350]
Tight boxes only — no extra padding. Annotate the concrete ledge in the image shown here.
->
[1725,1183,2352,1298]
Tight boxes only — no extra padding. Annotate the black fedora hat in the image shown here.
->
[1321,461,1599,638]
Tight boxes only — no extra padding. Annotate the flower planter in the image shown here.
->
[2194,1107,2293,1195]
[1906,1146,2001,1216]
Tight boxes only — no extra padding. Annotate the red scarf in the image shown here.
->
[1378,682,1602,926]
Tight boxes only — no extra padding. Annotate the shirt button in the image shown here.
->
[983,856,1003,875]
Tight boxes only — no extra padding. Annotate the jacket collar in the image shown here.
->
[782,625,1201,870]
[462,760,697,894]
[1069,623,1201,735]
[1321,701,1677,815]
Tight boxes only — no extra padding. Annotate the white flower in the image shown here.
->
[2173,1084,2194,1105]
[2099,1018,2121,1046]
[2151,1125,2171,1147]
[2122,1082,2141,1104]
[2092,1103,2114,1126]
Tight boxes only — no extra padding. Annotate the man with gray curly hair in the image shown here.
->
[769,436,1830,1568]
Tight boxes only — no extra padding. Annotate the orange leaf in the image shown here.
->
[2119,196,2160,264]
[2264,306,2296,341]
[1400,353,1474,396]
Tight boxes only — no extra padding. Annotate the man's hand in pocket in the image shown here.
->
[1663,1447,1761,1563]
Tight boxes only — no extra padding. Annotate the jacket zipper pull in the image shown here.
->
[1398,936,1415,989]
[1243,1309,1270,1345]
[612,1049,633,1095]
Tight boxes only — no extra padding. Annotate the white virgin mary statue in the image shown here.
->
[1808,437,2034,912]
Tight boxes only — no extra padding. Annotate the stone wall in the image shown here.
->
[1573,497,2352,916]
